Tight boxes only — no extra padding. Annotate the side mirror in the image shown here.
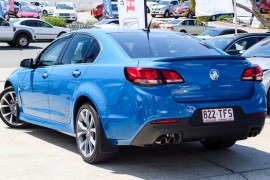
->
[20,58,34,68]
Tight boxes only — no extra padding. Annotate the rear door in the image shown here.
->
[48,34,100,124]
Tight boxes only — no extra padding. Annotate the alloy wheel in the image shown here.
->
[76,108,96,158]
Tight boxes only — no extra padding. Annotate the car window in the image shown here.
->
[38,35,71,66]
[228,37,258,51]
[187,20,195,25]
[171,1,178,5]
[61,34,94,64]
[37,21,51,28]
[242,37,270,57]
[85,40,100,63]
[110,32,221,58]
[0,18,8,26]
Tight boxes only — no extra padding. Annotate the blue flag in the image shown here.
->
[103,0,113,18]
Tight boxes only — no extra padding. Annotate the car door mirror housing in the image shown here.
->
[20,58,34,68]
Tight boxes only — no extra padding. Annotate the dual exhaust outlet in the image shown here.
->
[248,129,260,137]
[155,133,181,145]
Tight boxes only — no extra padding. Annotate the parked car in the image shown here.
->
[0,0,9,20]
[30,1,56,16]
[158,19,210,35]
[146,0,159,13]
[172,0,190,18]
[241,37,270,113]
[16,5,41,18]
[197,27,248,40]
[259,0,270,13]
[53,2,77,22]
[92,18,119,28]
[0,29,266,163]
[205,33,270,55]
[92,3,103,20]
[0,16,36,47]
[151,0,179,18]
[13,18,70,41]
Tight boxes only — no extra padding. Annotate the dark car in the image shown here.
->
[197,27,248,40]
[205,33,270,55]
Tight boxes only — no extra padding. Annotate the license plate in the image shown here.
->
[202,108,234,123]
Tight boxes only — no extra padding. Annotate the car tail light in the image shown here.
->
[241,66,263,81]
[166,26,174,30]
[125,67,184,86]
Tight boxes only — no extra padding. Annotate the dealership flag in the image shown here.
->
[103,0,113,18]
[118,0,147,30]
[195,0,234,17]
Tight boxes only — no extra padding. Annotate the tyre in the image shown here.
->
[164,10,169,18]
[0,86,29,128]
[267,90,270,114]
[151,14,156,17]
[7,42,16,47]
[187,12,192,18]
[75,103,113,164]
[16,34,30,48]
[43,10,48,16]
[201,139,236,150]
[180,30,186,33]
[211,15,216,21]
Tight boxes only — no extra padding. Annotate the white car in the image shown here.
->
[146,0,159,13]
[13,18,70,41]
[30,1,56,16]
[0,17,36,47]
[159,19,210,35]
[53,2,77,22]
[151,0,179,18]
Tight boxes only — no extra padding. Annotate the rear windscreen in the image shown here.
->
[110,31,221,58]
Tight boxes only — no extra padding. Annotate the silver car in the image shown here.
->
[242,37,270,113]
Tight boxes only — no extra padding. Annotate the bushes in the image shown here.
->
[42,16,67,27]
[217,15,233,21]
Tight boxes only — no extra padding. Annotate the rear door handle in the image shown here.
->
[42,72,49,79]
[72,70,81,77]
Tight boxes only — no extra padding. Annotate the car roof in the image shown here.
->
[212,33,270,39]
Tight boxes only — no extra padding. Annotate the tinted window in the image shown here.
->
[228,37,258,51]
[62,34,94,64]
[110,32,221,58]
[205,37,235,50]
[38,35,71,66]
[242,37,270,57]
[85,41,100,63]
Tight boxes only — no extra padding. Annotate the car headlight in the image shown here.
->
[71,13,76,16]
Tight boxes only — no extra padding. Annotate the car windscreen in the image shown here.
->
[110,31,221,58]
[199,29,220,37]
[181,1,190,7]
[56,4,74,10]
[167,19,182,24]
[242,37,270,57]
[205,37,235,50]
[21,6,37,12]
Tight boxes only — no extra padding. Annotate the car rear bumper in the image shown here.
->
[131,112,265,146]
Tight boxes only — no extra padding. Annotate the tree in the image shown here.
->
[236,0,270,30]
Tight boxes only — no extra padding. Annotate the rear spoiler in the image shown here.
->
[153,55,246,62]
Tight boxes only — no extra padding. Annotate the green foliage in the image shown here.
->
[189,0,196,15]
[86,19,98,25]
[216,15,233,21]
[42,16,66,27]
[180,0,185,3]
[196,16,209,25]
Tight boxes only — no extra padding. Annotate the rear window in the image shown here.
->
[110,31,221,58]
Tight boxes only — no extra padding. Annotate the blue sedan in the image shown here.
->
[0,29,266,163]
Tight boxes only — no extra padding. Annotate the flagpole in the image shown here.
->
[233,0,238,35]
